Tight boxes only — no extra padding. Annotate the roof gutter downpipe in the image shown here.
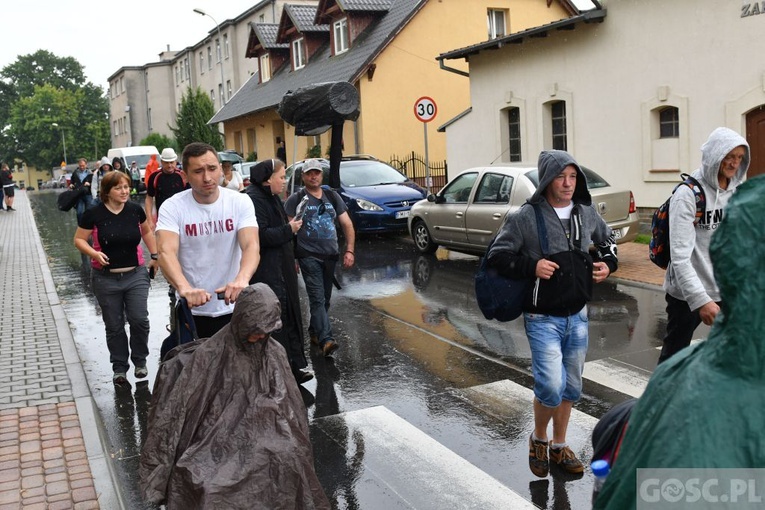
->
[438,59,469,78]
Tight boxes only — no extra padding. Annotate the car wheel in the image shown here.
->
[412,219,437,254]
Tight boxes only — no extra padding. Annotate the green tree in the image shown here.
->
[140,132,177,152]
[170,87,223,151]
[0,50,109,170]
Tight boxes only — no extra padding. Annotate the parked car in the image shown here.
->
[284,155,426,234]
[408,163,639,255]
[235,161,258,187]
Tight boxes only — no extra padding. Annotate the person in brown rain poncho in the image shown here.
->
[594,175,765,509]
[139,283,330,509]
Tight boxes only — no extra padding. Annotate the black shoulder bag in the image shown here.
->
[475,204,548,322]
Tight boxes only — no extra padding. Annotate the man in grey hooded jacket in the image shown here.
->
[658,127,749,364]
[487,150,617,477]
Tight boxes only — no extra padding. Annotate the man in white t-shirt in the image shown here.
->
[156,142,260,338]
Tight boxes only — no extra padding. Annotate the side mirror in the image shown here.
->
[427,193,437,203]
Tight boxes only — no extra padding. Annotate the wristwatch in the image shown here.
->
[150,253,159,260]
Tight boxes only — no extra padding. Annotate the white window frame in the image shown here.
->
[333,18,349,55]
[260,54,271,82]
[207,46,213,70]
[224,33,230,59]
[200,52,205,74]
[226,80,232,101]
[292,38,306,70]
[216,38,221,62]
[218,84,224,107]
[488,9,507,39]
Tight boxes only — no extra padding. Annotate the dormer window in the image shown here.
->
[333,18,349,55]
[292,38,307,70]
[260,54,271,82]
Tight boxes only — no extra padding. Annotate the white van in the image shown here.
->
[107,146,160,179]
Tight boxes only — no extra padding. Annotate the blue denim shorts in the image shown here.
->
[524,307,589,407]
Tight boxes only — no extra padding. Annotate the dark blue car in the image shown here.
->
[285,156,426,234]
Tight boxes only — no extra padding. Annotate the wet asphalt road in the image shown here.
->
[28,190,701,509]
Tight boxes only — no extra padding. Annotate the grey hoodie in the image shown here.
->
[664,127,749,310]
[487,150,617,314]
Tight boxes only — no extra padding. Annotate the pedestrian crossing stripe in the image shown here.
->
[583,358,651,398]
[314,405,537,509]
[457,379,600,451]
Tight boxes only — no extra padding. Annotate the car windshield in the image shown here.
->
[340,160,408,187]
[524,166,610,190]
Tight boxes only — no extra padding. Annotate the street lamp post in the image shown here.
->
[51,123,67,166]
[194,8,226,106]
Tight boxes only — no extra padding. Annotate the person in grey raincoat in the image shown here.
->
[486,150,617,477]
[594,175,765,509]
[658,127,749,363]
[139,283,330,509]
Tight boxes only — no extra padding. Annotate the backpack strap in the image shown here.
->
[531,203,550,256]
[680,174,706,226]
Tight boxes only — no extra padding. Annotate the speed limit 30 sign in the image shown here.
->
[414,96,437,123]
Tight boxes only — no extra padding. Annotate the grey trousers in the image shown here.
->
[92,268,151,374]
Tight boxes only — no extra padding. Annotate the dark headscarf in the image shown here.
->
[251,159,279,187]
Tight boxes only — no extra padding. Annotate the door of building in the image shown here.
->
[745,105,765,178]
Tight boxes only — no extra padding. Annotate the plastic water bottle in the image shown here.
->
[591,459,610,506]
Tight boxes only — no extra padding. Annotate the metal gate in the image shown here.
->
[388,151,447,193]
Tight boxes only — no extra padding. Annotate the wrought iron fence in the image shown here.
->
[388,151,447,193]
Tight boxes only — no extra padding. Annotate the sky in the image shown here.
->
[1,0,261,88]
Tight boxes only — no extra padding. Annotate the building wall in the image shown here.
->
[444,0,765,207]
[355,0,571,163]
[108,1,315,149]
[145,64,177,140]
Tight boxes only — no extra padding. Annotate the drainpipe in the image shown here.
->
[438,59,469,78]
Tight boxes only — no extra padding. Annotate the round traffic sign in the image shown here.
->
[414,96,437,123]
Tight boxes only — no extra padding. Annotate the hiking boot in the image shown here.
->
[113,372,128,385]
[549,445,584,474]
[322,340,339,357]
[134,366,148,379]
[529,434,550,477]
[293,369,314,385]
[309,329,319,346]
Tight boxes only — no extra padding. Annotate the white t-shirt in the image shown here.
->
[156,188,258,317]
[221,171,243,190]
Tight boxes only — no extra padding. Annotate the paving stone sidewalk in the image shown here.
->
[0,192,121,510]
[612,240,665,288]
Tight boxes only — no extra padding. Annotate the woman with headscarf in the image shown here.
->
[245,159,313,384]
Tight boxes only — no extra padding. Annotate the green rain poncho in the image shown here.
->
[595,176,765,509]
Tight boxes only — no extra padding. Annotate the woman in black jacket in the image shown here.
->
[246,159,312,384]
